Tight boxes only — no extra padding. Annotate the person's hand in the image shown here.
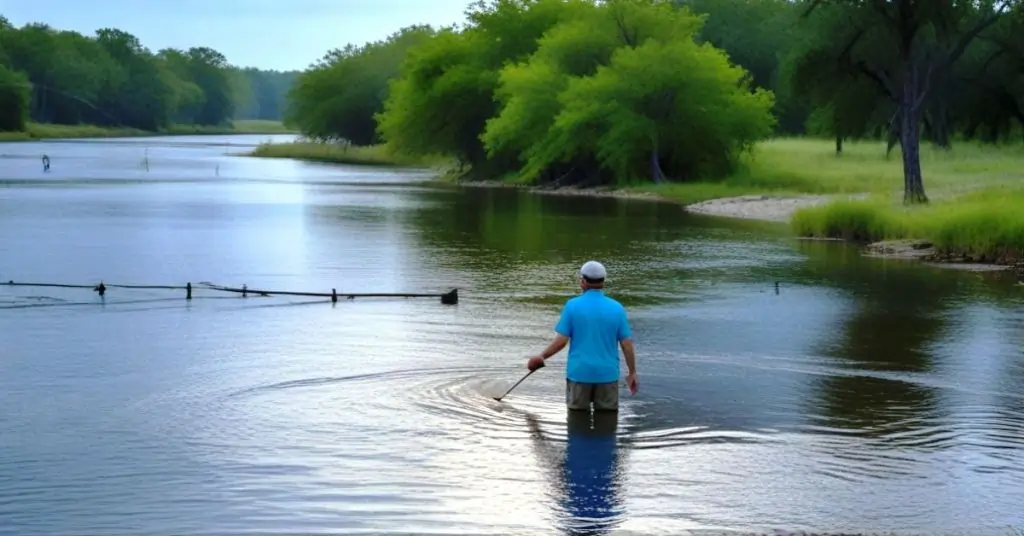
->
[625,373,638,395]
[526,355,546,372]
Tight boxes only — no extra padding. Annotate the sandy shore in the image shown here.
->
[683,194,862,223]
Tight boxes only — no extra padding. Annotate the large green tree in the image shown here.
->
[286,25,435,144]
[792,0,1023,204]
[377,0,592,176]
[481,0,775,185]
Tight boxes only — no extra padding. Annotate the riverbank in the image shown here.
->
[0,120,296,142]
[248,141,448,168]
[247,137,1024,270]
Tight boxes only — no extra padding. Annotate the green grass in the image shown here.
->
[0,119,297,141]
[792,189,1024,263]
[631,137,1024,205]
[769,137,1024,263]
[248,141,450,168]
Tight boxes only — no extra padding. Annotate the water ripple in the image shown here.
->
[228,366,776,451]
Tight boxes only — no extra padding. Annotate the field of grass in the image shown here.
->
[771,138,1024,264]
[633,137,1024,205]
[249,141,450,168]
[791,188,1024,263]
[0,119,296,141]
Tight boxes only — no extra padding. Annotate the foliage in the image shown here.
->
[375,0,594,177]
[481,1,775,185]
[363,0,774,185]
[0,19,298,133]
[270,0,1024,196]
[0,63,30,131]
[285,25,435,145]
[780,0,1024,203]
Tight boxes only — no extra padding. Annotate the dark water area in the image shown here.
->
[1,134,1023,535]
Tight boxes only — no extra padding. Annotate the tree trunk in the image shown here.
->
[650,146,665,184]
[900,74,928,205]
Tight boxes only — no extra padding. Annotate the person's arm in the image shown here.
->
[620,338,636,376]
[527,304,572,370]
[618,308,637,393]
[544,302,572,362]
[539,334,569,362]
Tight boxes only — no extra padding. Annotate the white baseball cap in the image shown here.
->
[579,260,607,280]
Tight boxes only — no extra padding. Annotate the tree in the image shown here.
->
[286,25,435,145]
[799,0,1023,204]
[0,18,298,133]
[481,0,775,185]
[0,64,30,131]
[376,0,592,175]
[682,0,810,134]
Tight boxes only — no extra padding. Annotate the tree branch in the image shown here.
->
[832,25,898,100]
[914,51,936,110]
[854,62,897,101]
[945,3,1009,67]
[975,47,1008,76]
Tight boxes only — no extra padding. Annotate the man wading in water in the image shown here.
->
[527,261,638,412]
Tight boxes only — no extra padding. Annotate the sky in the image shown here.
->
[0,0,471,71]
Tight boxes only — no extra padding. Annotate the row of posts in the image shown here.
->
[92,282,347,303]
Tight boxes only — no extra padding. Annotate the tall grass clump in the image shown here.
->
[790,198,906,242]
[925,190,1024,263]
[792,188,1024,264]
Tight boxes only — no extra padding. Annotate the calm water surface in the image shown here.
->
[1,135,1023,535]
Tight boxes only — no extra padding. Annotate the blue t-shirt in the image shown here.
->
[555,289,632,384]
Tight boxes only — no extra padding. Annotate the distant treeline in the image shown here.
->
[0,16,299,133]
[283,0,1023,203]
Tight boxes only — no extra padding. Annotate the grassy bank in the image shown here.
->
[792,189,1024,264]
[634,137,1024,205]
[775,139,1024,264]
[248,141,449,168]
[0,119,297,141]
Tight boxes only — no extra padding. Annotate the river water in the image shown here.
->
[1,135,1023,535]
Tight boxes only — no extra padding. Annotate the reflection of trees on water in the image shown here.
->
[799,247,961,437]
[525,411,629,536]
[399,186,791,306]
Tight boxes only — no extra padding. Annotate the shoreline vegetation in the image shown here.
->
[249,137,1024,273]
[0,120,296,142]
[0,18,300,144]
[253,0,1024,274]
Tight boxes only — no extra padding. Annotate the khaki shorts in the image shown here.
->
[565,379,619,411]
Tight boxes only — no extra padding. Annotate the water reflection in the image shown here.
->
[796,248,964,441]
[526,411,627,536]
[402,185,793,308]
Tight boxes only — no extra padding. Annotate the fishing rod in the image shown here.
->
[493,362,544,402]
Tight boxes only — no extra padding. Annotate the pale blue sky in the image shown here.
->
[0,0,470,71]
